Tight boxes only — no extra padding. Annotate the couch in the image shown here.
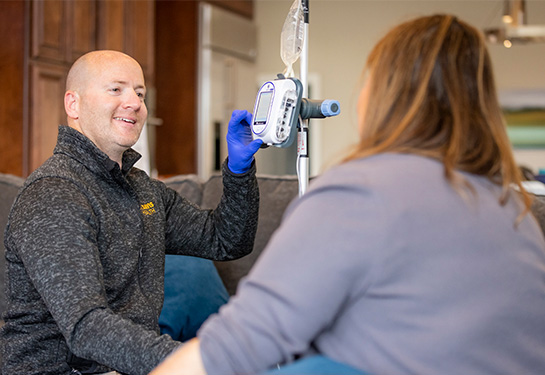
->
[160,173,300,295]
[2,171,545,309]
[0,172,300,312]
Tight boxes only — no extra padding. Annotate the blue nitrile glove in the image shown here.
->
[226,110,263,174]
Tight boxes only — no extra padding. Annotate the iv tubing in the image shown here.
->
[297,0,310,197]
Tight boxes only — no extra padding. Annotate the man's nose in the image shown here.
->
[123,90,143,111]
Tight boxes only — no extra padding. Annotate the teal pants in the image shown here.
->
[159,255,229,341]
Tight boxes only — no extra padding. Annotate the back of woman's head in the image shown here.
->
[349,14,527,208]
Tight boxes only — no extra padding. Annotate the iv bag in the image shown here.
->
[280,0,304,77]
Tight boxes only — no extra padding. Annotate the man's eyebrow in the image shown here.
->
[111,80,146,90]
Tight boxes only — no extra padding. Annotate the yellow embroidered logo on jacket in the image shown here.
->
[140,201,156,216]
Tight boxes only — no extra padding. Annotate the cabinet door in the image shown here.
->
[97,0,124,52]
[31,0,66,61]
[68,0,97,61]
[97,0,155,83]
[124,0,155,81]
[29,63,67,172]
[26,0,154,174]
[32,0,96,62]
[0,0,25,176]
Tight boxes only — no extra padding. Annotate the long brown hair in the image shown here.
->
[346,14,531,213]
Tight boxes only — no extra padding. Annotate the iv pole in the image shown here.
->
[297,0,310,196]
[281,0,338,195]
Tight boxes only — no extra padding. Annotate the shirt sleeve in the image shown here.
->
[6,178,181,375]
[197,177,384,374]
[163,160,259,261]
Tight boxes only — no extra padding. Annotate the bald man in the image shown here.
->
[0,50,262,375]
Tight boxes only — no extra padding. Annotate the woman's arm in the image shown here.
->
[150,338,206,375]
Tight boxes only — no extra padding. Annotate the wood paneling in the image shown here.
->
[68,0,97,61]
[0,0,25,176]
[25,0,155,175]
[31,0,65,61]
[155,0,199,175]
[29,63,66,172]
[97,0,155,83]
[124,1,155,83]
[97,0,125,52]
[0,0,253,177]
[27,0,98,172]
[32,0,96,63]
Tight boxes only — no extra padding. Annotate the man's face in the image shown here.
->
[75,56,148,162]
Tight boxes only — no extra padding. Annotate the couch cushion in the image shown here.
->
[162,174,204,206]
[202,174,299,295]
[0,173,25,315]
[531,195,545,232]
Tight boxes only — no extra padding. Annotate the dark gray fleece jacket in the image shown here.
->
[1,126,259,375]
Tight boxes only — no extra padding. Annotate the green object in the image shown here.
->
[507,126,545,148]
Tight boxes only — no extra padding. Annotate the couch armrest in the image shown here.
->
[531,194,545,234]
[0,173,25,315]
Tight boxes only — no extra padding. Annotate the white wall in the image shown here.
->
[254,0,545,174]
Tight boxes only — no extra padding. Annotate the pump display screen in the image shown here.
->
[253,91,273,125]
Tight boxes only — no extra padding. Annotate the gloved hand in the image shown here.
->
[226,110,263,174]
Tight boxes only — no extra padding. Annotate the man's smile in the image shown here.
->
[114,116,137,124]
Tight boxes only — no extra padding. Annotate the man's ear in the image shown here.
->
[65,91,79,119]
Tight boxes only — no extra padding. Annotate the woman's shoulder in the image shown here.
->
[313,153,443,190]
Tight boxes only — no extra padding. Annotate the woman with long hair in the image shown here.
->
[152,14,545,375]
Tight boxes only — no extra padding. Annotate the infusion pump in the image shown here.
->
[251,76,340,147]
[251,77,303,148]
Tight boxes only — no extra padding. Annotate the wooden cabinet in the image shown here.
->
[31,0,97,63]
[70,0,98,61]
[31,0,65,61]
[0,0,251,177]
[97,0,155,82]
[27,0,98,172]
[15,0,156,175]
[29,63,67,171]
[0,0,25,177]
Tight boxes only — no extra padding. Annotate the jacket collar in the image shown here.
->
[53,125,142,178]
